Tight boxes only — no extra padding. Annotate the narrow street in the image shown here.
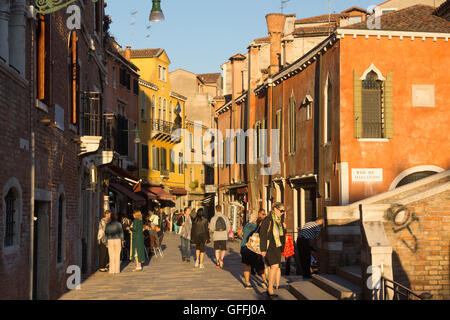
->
[60,232,293,300]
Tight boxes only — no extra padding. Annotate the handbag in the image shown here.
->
[282,234,295,258]
[246,220,272,255]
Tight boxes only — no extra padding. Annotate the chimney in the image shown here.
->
[125,46,131,61]
[230,53,246,97]
[266,13,286,75]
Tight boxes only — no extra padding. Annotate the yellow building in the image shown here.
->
[185,120,215,216]
[124,47,187,210]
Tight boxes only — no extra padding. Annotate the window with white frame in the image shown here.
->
[158,65,167,82]
[324,76,332,144]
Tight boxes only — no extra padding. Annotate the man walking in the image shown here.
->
[209,205,231,269]
[297,218,324,279]
[179,207,193,262]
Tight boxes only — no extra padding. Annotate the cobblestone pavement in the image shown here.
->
[60,232,296,300]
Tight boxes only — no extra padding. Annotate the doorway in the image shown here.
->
[33,201,50,300]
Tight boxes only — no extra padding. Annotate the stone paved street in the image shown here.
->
[60,232,296,300]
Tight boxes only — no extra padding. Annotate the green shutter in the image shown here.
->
[383,72,394,139]
[354,70,363,138]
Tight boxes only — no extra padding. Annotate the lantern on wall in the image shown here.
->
[90,163,98,186]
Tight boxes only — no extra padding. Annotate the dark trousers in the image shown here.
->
[98,241,109,269]
[298,237,312,278]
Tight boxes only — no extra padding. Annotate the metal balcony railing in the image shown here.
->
[362,122,383,138]
[151,119,174,135]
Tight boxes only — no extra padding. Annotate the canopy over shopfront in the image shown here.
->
[109,182,146,206]
[147,186,176,201]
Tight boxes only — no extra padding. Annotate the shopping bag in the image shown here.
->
[282,234,295,258]
[246,232,262,255]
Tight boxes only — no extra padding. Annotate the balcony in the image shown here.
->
[150,119,181,144]
[79,92,102,156]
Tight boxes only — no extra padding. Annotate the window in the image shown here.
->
[163,99,167,121]
[178,152,184,174]
[289,95,296,153]
[69,31,80,126]
[4,189,16,247]
[189,133,193,151]
[160,148,167,172]
[117,114,128,156]
[119,68,130,89]
[56,195,65,264]
[276,110,282,153]
[169,101,173,122]
[354,67,393,139]
[325,181,331,201]
[159,65,167,81]
[307,103,312,120]
[140,90,147,121]
[324,77,332,144]
[133,78,139,95]
[158,97,162,120]
[0,2,26,76]
[112,66,116,89]
[152,95,156,120]
[170,150,175,173]
[141,144,149,169]
[152,146,160,171]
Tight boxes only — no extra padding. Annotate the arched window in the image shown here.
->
[2,177,22,251]
[169,101,173,123]
[4,189,17,247]
[396,171,438,188]
[158,97,162,120]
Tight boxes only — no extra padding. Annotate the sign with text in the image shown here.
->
[352,168,383,182]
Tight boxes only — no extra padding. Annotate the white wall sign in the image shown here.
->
[352,168,383,182]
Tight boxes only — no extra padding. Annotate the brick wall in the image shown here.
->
[383,190,450,299]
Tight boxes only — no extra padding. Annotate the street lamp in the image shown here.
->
[149,0,165,22]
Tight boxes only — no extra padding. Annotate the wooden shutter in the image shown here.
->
[383,72,394,139]
[37,15,45,101]
[71,31,79,125]
[354,70,363,138]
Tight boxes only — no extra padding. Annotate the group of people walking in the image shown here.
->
[97,207,169,274]
[176,205,231,269]
[97,201,324,300]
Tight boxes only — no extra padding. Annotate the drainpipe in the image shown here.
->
[29,5,36,300]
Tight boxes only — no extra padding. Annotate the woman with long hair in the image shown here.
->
[127,210,146,272]
[190,208,210,269]
[260,202,287,298]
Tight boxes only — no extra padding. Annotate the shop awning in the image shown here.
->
[109,182,146,206]
[236,187,248,194]
[141,188,157,200]
[108,164,139,182]
[148,186,176,201]
[171,187,187,196]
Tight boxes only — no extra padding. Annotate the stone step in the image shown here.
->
[336,265,362,287]
[273,288,299,301]
[312,274,362,300]
[289,280,338,300]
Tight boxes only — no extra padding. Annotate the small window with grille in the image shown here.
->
[4,189,16,247]
[362,71,384,138]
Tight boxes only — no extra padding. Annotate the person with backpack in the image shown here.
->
[260,202,287,298]
[209,205,231,269]
[190,208,210,269]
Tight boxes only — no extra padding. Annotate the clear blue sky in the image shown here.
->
[106,0,378,75]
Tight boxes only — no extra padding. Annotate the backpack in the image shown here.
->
[215,216,227,232]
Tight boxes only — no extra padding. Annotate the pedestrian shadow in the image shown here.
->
[203,241,266,297]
